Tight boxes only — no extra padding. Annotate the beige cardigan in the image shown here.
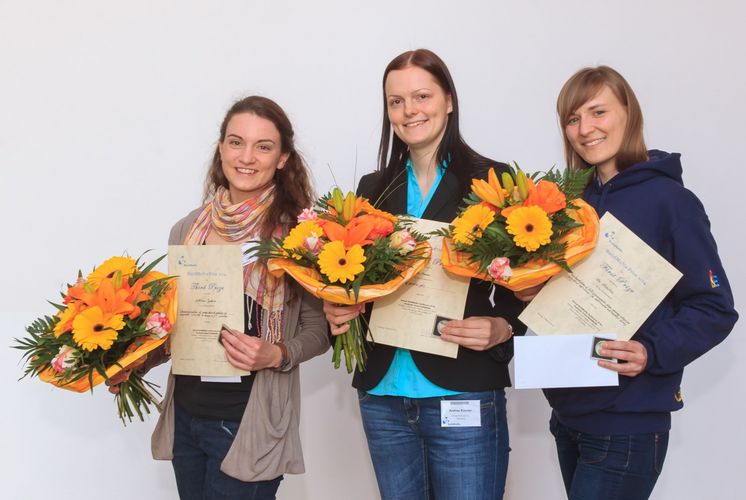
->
[151,207,330,481]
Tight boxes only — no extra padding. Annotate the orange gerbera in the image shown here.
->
[525,180,566,214]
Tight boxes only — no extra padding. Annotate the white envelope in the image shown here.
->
[514,333,619,389]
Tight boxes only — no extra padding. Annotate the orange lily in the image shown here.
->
[525,180,567,214]
[471,168,506,208]
[322,217,375,248]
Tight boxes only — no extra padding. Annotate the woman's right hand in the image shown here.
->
[323,301,365,336]
[106,355,147,394]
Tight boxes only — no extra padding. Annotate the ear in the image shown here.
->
[446,93,453,114]
[277,152,290,170]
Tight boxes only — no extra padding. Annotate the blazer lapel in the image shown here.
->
[421,170,459,220]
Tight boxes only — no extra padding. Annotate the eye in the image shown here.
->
[388,98,402,107]
[416,93,430,101]
[593,109,605,117]
[258,144,271,152]
[228,139,242,147]
[566,116,579,125]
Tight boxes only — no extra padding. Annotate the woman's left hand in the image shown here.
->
[438,316,513,351]
[220,327,282,371]
[597,340,647,377]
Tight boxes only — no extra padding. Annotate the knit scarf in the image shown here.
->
[183,185,285,343]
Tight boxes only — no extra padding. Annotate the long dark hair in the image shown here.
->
[204,96,314,238]
[557,65,648,172]
[375,49,495,199]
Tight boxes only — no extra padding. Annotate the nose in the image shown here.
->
[403,98,419,117]
[238,146,255,164]
[578,116,593,136]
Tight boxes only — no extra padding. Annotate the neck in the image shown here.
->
[596,162,619,184]
[408,146,439,179]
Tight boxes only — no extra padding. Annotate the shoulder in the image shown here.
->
[357,171,383,198]
[169,205,207,245]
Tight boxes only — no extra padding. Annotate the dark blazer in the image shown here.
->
[352,165,526,392]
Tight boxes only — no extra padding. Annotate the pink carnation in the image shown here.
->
[487,257,512,281]
[389,230,416,255]
[146,311,172,338]
[297,208,318,222]
[303,234,324,256]
[51,346,78,373]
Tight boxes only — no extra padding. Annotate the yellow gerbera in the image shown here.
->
[452,204,495,246]
[505,205,553,251]
[71,306,125,351]
[53,302,82,337]
[283,221,324,252]
[87,256,137,288]
[317,241,366,284]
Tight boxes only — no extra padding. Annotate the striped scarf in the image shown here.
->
[183,185,285,343]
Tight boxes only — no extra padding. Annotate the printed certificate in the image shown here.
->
[367,219,470,358]
[168,245,248,376]
[519,213,682,340]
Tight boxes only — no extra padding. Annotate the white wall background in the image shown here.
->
[1,1,743,498]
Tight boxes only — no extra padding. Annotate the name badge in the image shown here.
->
[440,400,481,427]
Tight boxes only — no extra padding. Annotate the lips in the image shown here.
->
[236,167,257,174]
[404,119,427,128]
[582,137,605,147]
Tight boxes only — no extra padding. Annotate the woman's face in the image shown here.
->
[385,66,453,153]
[218,112,289,204]
[565,85,628,177]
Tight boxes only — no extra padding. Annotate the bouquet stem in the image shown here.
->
[332,317,367,373]
[114,372,162,425]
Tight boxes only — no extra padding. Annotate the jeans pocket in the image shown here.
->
[654,432,669,474]
[357,389,371,404]
[578,433,611,464]
[219,420,240,438]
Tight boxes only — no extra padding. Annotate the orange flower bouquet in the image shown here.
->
[249,187,431,373]
[13,255,176,424]
[438,165,599,291]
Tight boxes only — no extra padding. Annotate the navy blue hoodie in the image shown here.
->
[544,150,738,434]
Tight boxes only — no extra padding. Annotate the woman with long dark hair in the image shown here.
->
[115,96,330,499]
[324,49,524,500]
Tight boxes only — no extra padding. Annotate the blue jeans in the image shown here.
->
[549,413,669,500]
[357,389,509,500]
[172,404,283,500]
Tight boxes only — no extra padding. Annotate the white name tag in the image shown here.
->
[440,400,481,427]
[200,375,242,383]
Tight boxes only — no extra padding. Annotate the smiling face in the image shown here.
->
[218,112,289,204]
[384,65,453,154]
[564,85,628,181]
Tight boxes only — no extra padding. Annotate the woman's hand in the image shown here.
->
[438,316,513,351]
[106,355,147,394]
[220,327,283,371]
[323,301,365,337]
[514,283,545,302]
[596,340,648,377]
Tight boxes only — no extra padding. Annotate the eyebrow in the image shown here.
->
[387,88,433,98]
[226,134,276,144]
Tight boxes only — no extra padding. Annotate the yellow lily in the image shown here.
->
[471,168,506,208]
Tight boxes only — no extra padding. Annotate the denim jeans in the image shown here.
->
[172,404,283,500]
[357,389,509,500]
[549,413,669,500]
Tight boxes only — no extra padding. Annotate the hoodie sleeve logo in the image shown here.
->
[709,270,720,288]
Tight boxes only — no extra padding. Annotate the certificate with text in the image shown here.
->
[519,213,682,340]
[168,245,249,377]
[368,219,470,358]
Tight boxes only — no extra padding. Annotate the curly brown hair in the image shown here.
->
[204,96,314,238]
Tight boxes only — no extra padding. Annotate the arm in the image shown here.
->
[634,192,737,375]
